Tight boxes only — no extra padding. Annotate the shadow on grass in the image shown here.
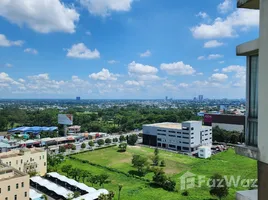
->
[148,182,162,189]
[128,170,145,177]
[117,150,127,153]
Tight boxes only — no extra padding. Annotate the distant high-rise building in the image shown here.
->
[76,97,81,101]
[198,95,203,101]
[165,96,168,101]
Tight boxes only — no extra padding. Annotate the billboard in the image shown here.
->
[58,114,73,125]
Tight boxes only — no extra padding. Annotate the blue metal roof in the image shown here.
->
[8,126,58,134]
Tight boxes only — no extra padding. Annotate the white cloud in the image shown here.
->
[108,60,119,64]
[80,0,134,17]
[140,50,152,58]
[125,80,143,86]
[198,54,224,60]
[0,0,79,33]
[219,61,225,64]
[196,12,209,19]
[136,74,161,81]
[197,72,204,76]
[160,61,196,75]
[67,43,100,59]
[222,65,246,87]
[0,34,23,47]
[5,63,12,67]
[191,9,259,39]
[0,72,21,86]
[89,68,119,81]
[24,48,38,55]
[209,73,228,82]
[208,54,224,60]
[218,0,233,14]
[28,73,49,81]
[204,40,224,48]
[18,78,25,83]
[198,56,205,60]
[86,31,91,36]
[214,69,219,72]
[178,83,189,88]
[128,61,158,75]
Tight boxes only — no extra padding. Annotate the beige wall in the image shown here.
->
[1,149,47,176]
[0,174,29,200]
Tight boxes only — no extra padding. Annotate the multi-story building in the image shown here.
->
[0,148,47,176]
[0,162,29,200]
[143,121,212,153]
[235,0,267,199]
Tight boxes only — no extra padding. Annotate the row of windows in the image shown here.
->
[1,182,24,193]
[4,192,27,200]
[10,155,45,166]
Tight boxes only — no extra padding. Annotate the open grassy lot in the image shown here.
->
[59,146,257,200]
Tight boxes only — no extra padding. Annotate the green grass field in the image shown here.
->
[58,146,257,200]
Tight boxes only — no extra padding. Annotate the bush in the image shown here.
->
[71,144,76,150]
[59,146,66,153]
[113,138,118,143]
[182,190,189,196]
[81,143,86,149]
[127,134,138,145]
[105,138,112,144]
[119,135,126,142]
[160,160,166,167]
[97,139,105,146]
[88,141,94,147]
[118,143,127,152]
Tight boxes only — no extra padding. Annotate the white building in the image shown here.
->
[143,121,212,153]
[198,146,211,159]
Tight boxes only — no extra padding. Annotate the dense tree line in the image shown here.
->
[0,105,201,134]
[212,126,244,144]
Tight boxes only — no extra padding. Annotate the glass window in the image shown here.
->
[21,182,24,188]
[16,183,18,189]
[7,186,10,191]
[247,55,258,146]
[24,192,27,197]
[14,195,17,200]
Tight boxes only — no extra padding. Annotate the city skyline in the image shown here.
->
[0,0,259,99]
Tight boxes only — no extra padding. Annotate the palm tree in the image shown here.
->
[118,184,123,200]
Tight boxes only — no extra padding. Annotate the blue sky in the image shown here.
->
[0,0,259,99]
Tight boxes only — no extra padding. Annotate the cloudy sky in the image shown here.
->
[0,0,259,99]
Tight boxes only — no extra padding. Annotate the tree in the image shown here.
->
[97,139,105,146]
[152,148,160,166]
[98,174,110,187]
[81,143,86,149]
[160,160,166,167]
[113,137,118,143]
[42,194,48,200]
[119,135,126,142]
[118,184,123,200]
[81,170,90,183]
[132,154,148,175]
[88,175,99,186]
[152,168,166,186]
[118,143,127,152]
[88,141,94,147]
[209,174,229,200]
[73,191,80,198]
[59,146,66,153]
[98,191,114,200]
[127,134,138,145]
[71,144,76,151]
[61,164,72,176]
[105,138,112,144]
[70,168,80,181]
[163,178,176,191]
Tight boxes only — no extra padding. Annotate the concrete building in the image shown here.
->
[0,148,47,176]
[204,113,245,133]
[0,162,29,200]
[235,0,267,199]
[143,121,212,153]
[198,146,211,159]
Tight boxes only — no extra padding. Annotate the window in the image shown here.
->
[168,135,176,137]
[21,182,24,188]
[44,162,46,166]
[157,138,161,141]
[169,145,176,148]
[191,127,194,130]
[42,155,45,159]
[9,162,11,166]
[191,137,194,139]
[24,192,27,197]
[0,188,1,193]
[8,186,10,191]
[14,195,17,200]
[21,159,23,164]
[182,136,189,139]
[183,142,189,144]
[168,131,175,133]
[5,197,7,200]
[16,183,18,189]
[40,156,41,160]
[247,55,258,147]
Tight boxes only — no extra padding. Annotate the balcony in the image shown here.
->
[237,0,259,9]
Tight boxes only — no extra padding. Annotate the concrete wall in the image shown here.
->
[0,174,29,200]
[258,0,268,165]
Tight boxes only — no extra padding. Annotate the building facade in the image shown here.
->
[198,146,211,159]
[204,114,245,133]
[143,121,212,153]
[235,0,267,199]
[0,148,47,176]
[0,162,29,200]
